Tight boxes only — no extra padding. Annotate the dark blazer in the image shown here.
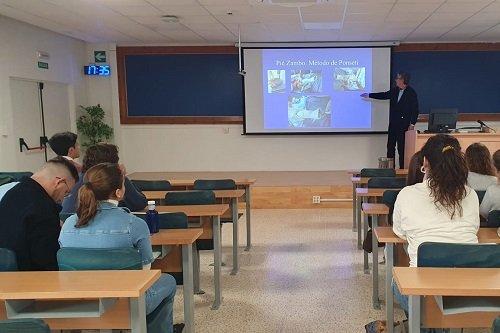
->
[369,86,419,130]
[0,178,61,271]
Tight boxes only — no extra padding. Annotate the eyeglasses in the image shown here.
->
[56,177,71,198]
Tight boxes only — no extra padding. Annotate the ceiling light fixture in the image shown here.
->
[161,15,180,23]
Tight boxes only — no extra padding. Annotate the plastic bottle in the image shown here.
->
[145,200,159,234]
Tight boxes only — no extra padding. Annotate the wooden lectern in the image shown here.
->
[404,130,500,167]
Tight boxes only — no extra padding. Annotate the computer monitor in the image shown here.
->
[427,108,458,133]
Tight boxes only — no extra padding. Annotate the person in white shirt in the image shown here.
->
[48,132,82,172]
[465,143,497,191]
[392,134,480,320]
[480,149,500,219]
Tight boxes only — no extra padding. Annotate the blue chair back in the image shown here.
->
[57,248,142,271]
[367,177,406,189]
[59,212,73,223]
[493,316,500,333]
[486,210,500,228]
[475,190,486,203]
[0,172,33,182]
[0,319,50,332]
[164,190,216,205]
[360,168,395,178]
[0,248,17,272]
[193,179,236,190]
[417,242,500,268]
[135,212,188,229]
[131,180,172,191]
[0,175,14,186]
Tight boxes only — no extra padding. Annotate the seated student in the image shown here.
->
[0,157,78,270]
[48,132,82,172]
[61,143,147,213]
[480,149,500,218]
[59,163,180,333]
[465,143,497,190]
[406,150,424,186]
[392,134,479,319]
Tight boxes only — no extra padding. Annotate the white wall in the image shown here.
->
[84,43,500,172]
[0,16,87,170]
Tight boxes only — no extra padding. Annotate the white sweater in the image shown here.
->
[393,181,479,267]
[479,183,500,218]
[467,171,497,191]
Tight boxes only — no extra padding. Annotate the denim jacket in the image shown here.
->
[59,201,153,265]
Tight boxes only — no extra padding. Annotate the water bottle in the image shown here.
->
[145,200,159,234]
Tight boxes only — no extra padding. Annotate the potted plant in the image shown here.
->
[77,104,113,148]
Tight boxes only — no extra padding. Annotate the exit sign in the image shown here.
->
[94,51,106,63]
[37,61,49,69]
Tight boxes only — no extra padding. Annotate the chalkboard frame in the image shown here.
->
[117,46,244,124]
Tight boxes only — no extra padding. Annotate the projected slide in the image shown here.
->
[243,47,391,134]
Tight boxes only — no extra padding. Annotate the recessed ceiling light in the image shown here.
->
[161,15,180,23]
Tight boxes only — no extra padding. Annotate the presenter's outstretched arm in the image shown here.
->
[361,90,391,100]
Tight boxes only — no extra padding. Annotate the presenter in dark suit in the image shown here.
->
[361,72,419,168]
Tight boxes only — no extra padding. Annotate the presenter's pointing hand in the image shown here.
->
[360,93,369,98]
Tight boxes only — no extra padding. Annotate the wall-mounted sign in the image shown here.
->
[84,64,110,76]
[38,61,49,69]
[94,51,106,63]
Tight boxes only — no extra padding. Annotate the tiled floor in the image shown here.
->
[172,208,489,333]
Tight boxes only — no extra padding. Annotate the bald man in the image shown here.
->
[0,157,78,270]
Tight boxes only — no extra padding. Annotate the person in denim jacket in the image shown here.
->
[59,163,179,333]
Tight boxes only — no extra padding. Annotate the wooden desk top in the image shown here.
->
[152,204,229,217]
[150,228,203,245]
[351,177,369,185]
[356,188,397,197]
[362,203,389,215]
[393,267,500,296]
[0,270,160,300]
[348,169,408,176]
[128,173,256,187]
[375,227,500,244]
[143,189,245,200]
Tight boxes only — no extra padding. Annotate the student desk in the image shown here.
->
[347,169,408,176]
[152,204,228,310]
[129,173,255,252]
[362,203,390,309]
[350,177,369,234]
[145,189,245,275]
[393,267,500,333]
[0,270,159,332]
[150,228,202,333]
[375,227,500,333]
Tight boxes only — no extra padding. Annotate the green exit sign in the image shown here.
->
[37,61,49,69]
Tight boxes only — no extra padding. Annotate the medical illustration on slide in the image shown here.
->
[288,95,331,128]
[290,70,322,93]
[267,69,286,93]
[333,67,366,91]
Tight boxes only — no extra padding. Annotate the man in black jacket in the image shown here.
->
[361,72,419,168]
[0,157,79,270]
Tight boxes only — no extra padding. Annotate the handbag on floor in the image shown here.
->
[363,229,386,253]
[365,320,406,333]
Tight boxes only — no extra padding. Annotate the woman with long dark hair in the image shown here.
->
[392,134,479,318]
[465,143,497,190]
[480,149,500,218]
[59,163,180,333]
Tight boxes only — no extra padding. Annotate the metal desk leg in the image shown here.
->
[244,185,252,251]
[231,197,239,275]
[408,295,421,333]
[386,244,394,333]
[192,243,204,295]
[363,198,369,274]
[352,183,357,232]
[356,194,362,249]
[372,215,380,309]
[211,215,222,310]
[129,294,146,333]
[182,244,195,333]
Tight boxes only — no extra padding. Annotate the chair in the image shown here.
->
[0,248,17,272]
[367,177,406,189]
[360,168,396,178]
[164,190,215,251]
[57,248,167,332]
[381,190,401,225]
[475,190,486,204]
[418,243,500,328]
[486,210,500,228]
[193,179,236,191]
[131,180,172,191]
[57,248,142,271]
[0,319,50,332]
[493,316,500,333]
[59,212,73,223]
[0,175,14,186]
[0,172,33,182]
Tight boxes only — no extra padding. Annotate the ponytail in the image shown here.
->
[422,136,468,219]
[76,183,98,227]
[75,163,124,228]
